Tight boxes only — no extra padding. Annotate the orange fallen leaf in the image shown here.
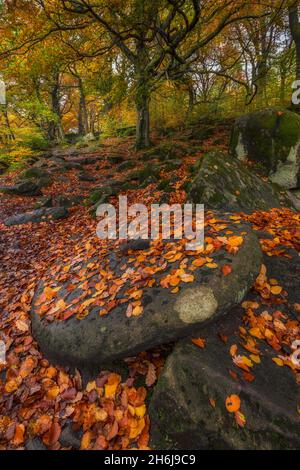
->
[105,373,121,398]
[12,423,25,447]
[221,265,232,276]
[226,394,241,413]
[192,338,206,349]
[235,410,246,427]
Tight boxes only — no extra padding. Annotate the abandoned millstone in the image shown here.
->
[150,309,300,450]
[5,207,68,226]
[230,108,300,189]
[188,151,284,213]
[30,217,262,368]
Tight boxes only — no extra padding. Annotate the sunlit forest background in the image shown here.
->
[0,0,300,167]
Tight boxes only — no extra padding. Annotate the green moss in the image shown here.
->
[158,179,172,192]
[232,108,300,174]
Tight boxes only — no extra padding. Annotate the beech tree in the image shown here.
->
[32,0,276,148]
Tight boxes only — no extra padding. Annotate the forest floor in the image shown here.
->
[0,121,300,450]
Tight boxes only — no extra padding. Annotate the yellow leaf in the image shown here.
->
[206,263,218,269]
[272,357,284,367]
[227,236,244,247]
[86,381,96,393]
[104,373,121,398]
[270,286,283,295]
[135,404,146,418]
[249,327,264,339]
[129,417,145,439]
[250,354,261,364]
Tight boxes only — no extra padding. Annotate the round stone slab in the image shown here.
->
[30,215,262,368]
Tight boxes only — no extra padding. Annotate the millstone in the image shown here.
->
[30,214,262,368]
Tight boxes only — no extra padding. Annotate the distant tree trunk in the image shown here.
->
[48,73,64,142]
[2,106,14,141]
[279,64,287,103]
[187,84,195,118]
[78,77,89,136]
[255,60,268,106]
[135,78,151,149]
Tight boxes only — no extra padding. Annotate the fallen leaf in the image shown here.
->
[225,394,241,413]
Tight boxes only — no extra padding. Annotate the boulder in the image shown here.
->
[35,196,53,209]
[54,195,84,208]
[78,171,97,182]
[30,216,261,368]
[82,132,96,143]
[0,160,9,175]
[259,241,300,305]
[117,160,136,171]
[230,108,300,189]
[18,167,50,181]
[150,308,300,450]
[5,207,68,226]
[188,152,284,213]
[0,180,43,196]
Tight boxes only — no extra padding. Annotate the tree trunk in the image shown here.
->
[1,106,14,142]
[187,84,194,119]
[48,73,64,142]
[78,78,89,136]
[135,80,151,149]
[279,64,287,103]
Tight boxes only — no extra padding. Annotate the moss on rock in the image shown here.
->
[230,108,300,189]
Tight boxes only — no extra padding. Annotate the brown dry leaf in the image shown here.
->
[42,421,61,447]
[209,398,216,408]
[146,363,157,387]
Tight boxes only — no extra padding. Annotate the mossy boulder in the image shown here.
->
[108,155,124,165]
[129,163,161,185]
[150,306,300,450]
[230,108,300,189]
[5,207,68,226]
[18,167,52,190]
[117,160,136,171]
[141,142,187,162]
[0,180,44,196]
[0,160,9,175]
[188,152,284,213]
[19,167,50,181]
